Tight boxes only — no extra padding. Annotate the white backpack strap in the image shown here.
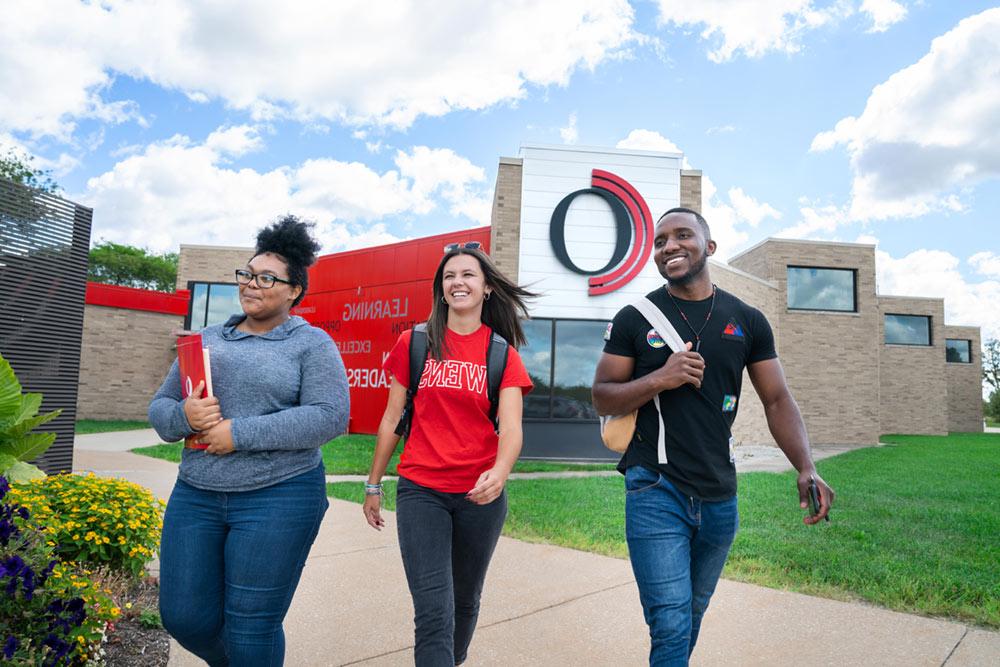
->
[631,297,687,465]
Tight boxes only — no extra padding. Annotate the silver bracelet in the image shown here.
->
[364,482,383,497]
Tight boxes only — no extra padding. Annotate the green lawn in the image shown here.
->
[132,433,616,474]
[76,419,151,434]
[327,432,1000,628]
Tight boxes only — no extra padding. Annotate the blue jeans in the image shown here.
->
[625,466,738,666]
[395,476,507,667]
[159,463,328,666]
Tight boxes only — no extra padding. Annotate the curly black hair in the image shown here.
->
[252,214,321,307]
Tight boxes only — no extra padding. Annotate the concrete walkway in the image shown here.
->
[71,432,999,666]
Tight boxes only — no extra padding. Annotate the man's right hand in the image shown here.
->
[652,341,705,390]
[183,380,222,431]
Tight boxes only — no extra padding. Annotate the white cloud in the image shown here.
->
[706,125,736,135]
[969,252,1000,280]
[875,246,1000,343]
[560,112,579,145]
[775,200,850,239]
[204,125,264,159]
[653,0,853,62]
[728,187,781,227]
[702,176,782,259]
[0,0,637,140]
[616,129,683,155]
[860,0,907,33]
[80,129,490,252]
[811,8,1000,221]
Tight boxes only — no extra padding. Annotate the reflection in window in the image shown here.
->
[552,320,606,420]
[787,267,856,312]
[885,314,931,346]
[188,282,241,330]
[945,339,971,363]
[521,319,553,418]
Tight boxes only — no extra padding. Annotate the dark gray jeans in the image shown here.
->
[396,475,507,667]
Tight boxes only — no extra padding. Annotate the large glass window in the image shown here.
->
[551,320,606,420]
[885,314,931,346]
[521,319,553,418]
[187,282,241,330]
[945,338,971,363]
[787,267,856,312]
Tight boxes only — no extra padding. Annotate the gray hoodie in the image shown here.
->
[149,314,349,492]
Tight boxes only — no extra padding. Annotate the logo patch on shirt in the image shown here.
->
[604,322,613,341]
[646,328,667,348]
[722,318,745,341]
[722,394,737,412]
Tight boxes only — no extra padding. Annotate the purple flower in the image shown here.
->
[0,476,9,499]
[3,635,17,660]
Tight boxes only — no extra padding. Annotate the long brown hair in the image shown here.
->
[426,247,536,360]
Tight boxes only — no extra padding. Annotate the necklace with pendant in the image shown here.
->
[665,284,716,352]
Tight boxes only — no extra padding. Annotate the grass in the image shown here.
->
[75,419,151,434]
[327,432,1000,628]
[132,433,616,474]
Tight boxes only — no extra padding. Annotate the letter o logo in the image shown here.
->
[549,170,654,296]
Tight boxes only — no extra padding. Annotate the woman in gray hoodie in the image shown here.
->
[149,216,349,666]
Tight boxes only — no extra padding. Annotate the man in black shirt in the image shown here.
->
[593,208,834,665]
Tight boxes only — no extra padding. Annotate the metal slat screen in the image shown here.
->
[0,178,93,474]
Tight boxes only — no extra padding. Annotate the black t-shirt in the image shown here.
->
[603,285,776,500]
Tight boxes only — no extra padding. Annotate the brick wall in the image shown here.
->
[943,325,983,432]
[176,245,254,290]
[877,296,948,435]
[680,170,702,213]
[489,158,523,281]
[730,240,882,445]
[77,305,182,421]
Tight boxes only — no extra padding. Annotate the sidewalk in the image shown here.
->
[72,434,999,666]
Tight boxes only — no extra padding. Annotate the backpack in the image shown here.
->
[393,323,510,437]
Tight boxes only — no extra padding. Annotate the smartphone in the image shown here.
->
[808,478,830,522]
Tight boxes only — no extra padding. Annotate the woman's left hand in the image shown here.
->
[201,419,235,455]
[466,467,508,505]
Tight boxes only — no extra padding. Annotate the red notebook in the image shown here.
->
[177,333,214,449]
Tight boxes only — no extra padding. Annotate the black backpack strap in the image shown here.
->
[486,330,509,433]
[393,324,429,437]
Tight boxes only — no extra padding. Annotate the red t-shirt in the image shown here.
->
[383,325,533,493]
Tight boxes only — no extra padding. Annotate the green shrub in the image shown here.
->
[9,474,164,577]
[0,353,60,483]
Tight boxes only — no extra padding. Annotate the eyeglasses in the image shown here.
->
[235,269,293,289]
[443,241,482,253]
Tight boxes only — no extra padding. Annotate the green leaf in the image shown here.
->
[2,460,46,483]
[0,354,22,424]
[5,408,61,438]
[0,432,56,462]
[12,392,42,424]
[0,452,19,472]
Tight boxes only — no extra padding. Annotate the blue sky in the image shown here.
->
[2,0,998,340]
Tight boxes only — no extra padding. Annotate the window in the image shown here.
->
[186,282,241,330]
[945,339,972,363]
[521,319,553,418]
[787,267,856,312]
[884,314,931,346]
[518,318,609,421]
[551,320,606,420]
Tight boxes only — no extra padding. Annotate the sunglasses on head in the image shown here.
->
[443,241,482,253]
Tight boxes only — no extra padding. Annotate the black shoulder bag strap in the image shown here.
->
[486,329,510,433]
[393,323,429,437]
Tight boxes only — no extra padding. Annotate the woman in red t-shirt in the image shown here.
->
[364,243,534,666]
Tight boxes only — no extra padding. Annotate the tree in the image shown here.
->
[985,391,1000,422]
[0,146,59,194]
[983,338,1000,394]
[88,241,179,292]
